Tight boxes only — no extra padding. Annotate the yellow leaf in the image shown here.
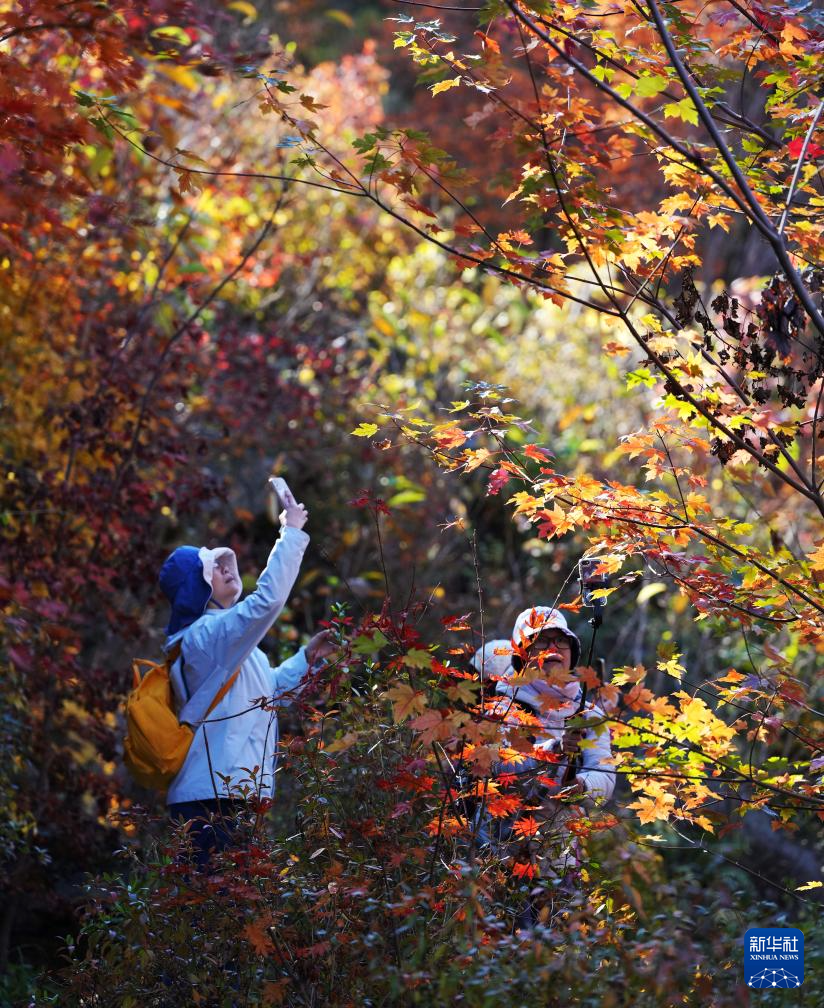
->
[446,680,479,705]
[463,448,490,472]
[324,731,359,753]
[351,423,378,437]
[657,653,685,681]
[796,880,823,891]
[228,1,258,21]
[628,793,675,824]
[432,77,461,96]
[155,64,200,92]
[432,426,467,450]
[326,9,355,28]
[385,684,427,722]
[808,542,824,572]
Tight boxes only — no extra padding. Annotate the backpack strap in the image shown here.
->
[203,665,242,720]
[166,639,240,721]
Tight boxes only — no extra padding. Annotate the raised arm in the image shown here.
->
[187,523,309,675]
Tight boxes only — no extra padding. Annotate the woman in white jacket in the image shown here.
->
[158,486,334,866]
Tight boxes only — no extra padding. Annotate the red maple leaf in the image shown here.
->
[787,136,824,160]
[487,468,511,496]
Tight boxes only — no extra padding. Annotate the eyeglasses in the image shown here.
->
[529,634,571,649]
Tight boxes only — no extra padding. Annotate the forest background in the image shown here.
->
[1,0,823,1004]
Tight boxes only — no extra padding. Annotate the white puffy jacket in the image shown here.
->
[489,638,615,801]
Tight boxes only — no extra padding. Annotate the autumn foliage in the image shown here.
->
[2,0,823,1004]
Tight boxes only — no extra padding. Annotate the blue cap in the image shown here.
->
[159,546,212,636]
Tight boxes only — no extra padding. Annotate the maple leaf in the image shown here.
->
[351,422,378,437]
[466,744,496,773]
[409,709,448,745]
[511,861,538,879]
[577,665,601,689]
[808,542,824,572]
[442,613,473,631]
[536,504,575,538]
[487,467,511,495]
[524,443,552,462]
[628,793,676,824]
[242,918,273,955]
[463,447,491,471]
[262,979,290,1006]
[299,94,328,113]
[403,198,438,219]
[403,648,433,669]
[324,731,359,753]
[511,815,541,837]
[432,77,461,96]
[657,654,685,681]
[487,793,523,818]
[787,137,824,160]
[432,425,467,450]
[385,683,427,722]
[446,679,479,705]
[351,630,390,656]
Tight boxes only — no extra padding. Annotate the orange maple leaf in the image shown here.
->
[487,794,523,818]
[242,918,273,956]
[511,815,541,837]
[808,542,824,572]
[524,443,552,461]
[511,861,539,879]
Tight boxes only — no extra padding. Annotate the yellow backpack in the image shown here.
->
[124,643,240,791]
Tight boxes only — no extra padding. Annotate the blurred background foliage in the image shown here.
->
[0,0,821,1003]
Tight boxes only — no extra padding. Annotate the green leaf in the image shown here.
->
[663,98,699,126]
[626,368,656,389]
[351,630,389,656]
[404,648,433,669]
[636,74,669,99]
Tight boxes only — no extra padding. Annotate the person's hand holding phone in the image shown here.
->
[560,726,585,757]
[269,477,308,530]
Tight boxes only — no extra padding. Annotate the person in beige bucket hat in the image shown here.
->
[472,605,615,917]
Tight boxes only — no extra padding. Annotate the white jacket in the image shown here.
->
[165,525,310,804]
[492,643,615,802]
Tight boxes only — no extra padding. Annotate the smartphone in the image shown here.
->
[578,556,609,607]
[268,476,294,512]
